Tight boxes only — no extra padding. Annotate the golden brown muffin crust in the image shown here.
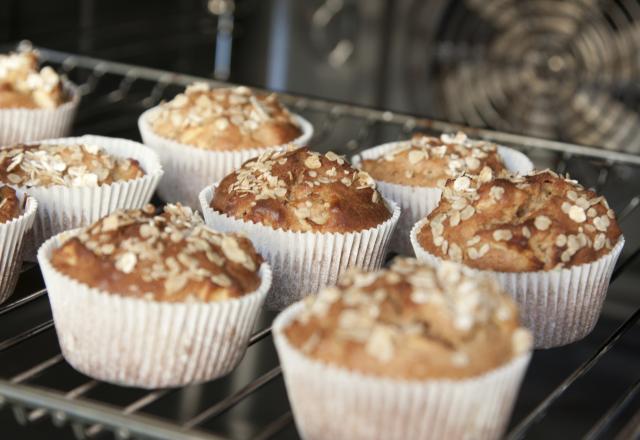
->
[417,170,622,271]
[360,132,507,187]
[285,258,531,380]
[0,50,64,109]
[0,143,145,188]
[51,204,264,302]
[212,146,392,233]
[0,186,21,224]
[0,86,39,109]
[149,83,302,151]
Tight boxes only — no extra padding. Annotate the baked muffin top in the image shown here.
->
[284,258,531,380]
[360,132,507,187]
[0,186,21,224]
[51,204,264,302]
[148,83,302,151]
[212,146,392,233]
[0,143,145,188]
[417,170,622,271]
[0,50,64,109]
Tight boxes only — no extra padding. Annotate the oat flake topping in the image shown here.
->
[52,204,263,302]
[0,143,144,188]
[418,169,622,271]
[360,131,507,187]
[0,50,63,108]
[285,258,531,379]
[212,145,390,233]
[148,83,301,150]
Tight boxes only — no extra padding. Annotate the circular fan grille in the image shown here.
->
[406,0,640,152]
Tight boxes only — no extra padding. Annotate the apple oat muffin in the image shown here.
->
[212,146,391,233]
[416,170,621,271]
[0,50,65,109]
[0,143,145,188]
[360,132,508,188]
[148,83,302,151]
[284,258,531,379]
[52,204,263,301]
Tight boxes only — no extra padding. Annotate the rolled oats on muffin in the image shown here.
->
[412,170,624,347]
[0,143,145,187]
[52,204,262,301]
[0,50,79,144]
[200,146,400,309]
[274,258,532,440]
[361,132,513,187]
[211,146,391,232]
[138,82,312,208]
[355,131,533,255]
[0,50,65,109]
[1,136,163,259]
[39,204,271,388]
[0,186,37,303]
[149,83,303,150]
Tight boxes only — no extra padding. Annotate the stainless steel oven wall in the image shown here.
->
[231,0,390,109]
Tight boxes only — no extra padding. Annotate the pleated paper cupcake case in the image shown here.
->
[0,80,80,145]
[273,302,532,440]
[0,194,37,304]
[138,108,314,209]
[17,135,164,260]
[38,230,272,389]
[199,184,400,310]
[410,217,625,348]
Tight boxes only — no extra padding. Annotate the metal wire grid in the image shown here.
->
[0,46,639,439]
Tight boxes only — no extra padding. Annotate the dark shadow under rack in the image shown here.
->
[0,45,640,440]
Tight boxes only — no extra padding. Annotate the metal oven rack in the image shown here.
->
[1,45,640,439]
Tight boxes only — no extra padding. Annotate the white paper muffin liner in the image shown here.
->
[0,192,37,304]
[0,80,80,145]
[352,141,534,256]
[273,302,532,440]
[199,184,400,310]
[38,229,272,389]
[138,107,313,209]
[15,135,164,260]
[410,218,625,348]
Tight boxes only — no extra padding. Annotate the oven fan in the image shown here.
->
[405,0,640,152]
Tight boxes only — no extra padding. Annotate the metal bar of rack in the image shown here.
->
[0,44,639,439]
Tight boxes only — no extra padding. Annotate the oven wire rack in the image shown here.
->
[0,44,639,439]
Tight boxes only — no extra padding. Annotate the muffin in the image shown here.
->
[39,204,272,388]
[412,170,624,347]
[0,50,64,109]
[0,50,79,144]
[354,131,533,255]
[211,147,391,232]
[0,186,37,303]
[200,146,400,309]
[274,259,532,440]
[148,83,303,150]
[0,143,145,187]
[138,82,313,208]
[0,186,21,222]
[0,135,163,259]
